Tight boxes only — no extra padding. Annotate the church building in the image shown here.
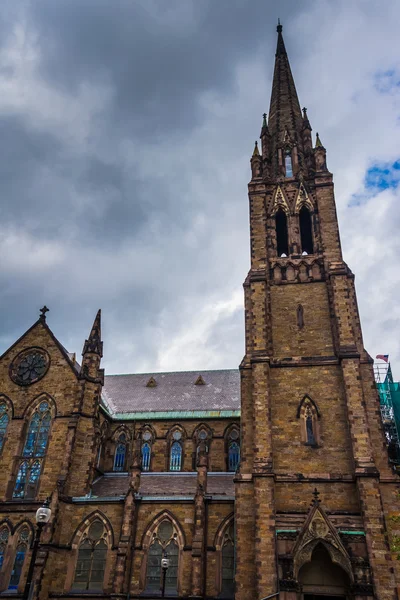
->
[0,23,399,600]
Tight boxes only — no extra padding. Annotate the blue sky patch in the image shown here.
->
[365,161,400,191]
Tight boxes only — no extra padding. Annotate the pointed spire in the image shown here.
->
[315,132,324,148]
[276,19,286,55]
[252,140,260,156]
[268,23,303,167]
[82,310,103,357]
[302,107,311,130]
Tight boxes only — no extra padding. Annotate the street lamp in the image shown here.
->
[161,555,170,598]
[23,498,52,600]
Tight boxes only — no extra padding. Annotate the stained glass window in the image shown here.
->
[0,404,8,452]
[145,540,162,592]
[169,441,182,471]
[113,434,126,472]
[165,540,178,593]
[228,442,240,472]
[145,521,179,594]
[72,520,107,591]
[23,402,51,458]
[13,460,41,499]
[8,543,26,589]
[142,442,151,472]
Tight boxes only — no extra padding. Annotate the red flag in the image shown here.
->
[376,354,389,362]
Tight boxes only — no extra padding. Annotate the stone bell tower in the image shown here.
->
[235,23,400,600]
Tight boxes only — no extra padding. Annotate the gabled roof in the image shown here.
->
[102,369,240,418]
[0,317,80,378]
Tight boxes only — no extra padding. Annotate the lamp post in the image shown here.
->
[161,556,170,598]
[23,498,52,600]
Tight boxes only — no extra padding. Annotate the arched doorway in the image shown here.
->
[299,543,350,599]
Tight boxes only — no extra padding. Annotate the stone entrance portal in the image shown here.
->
[299,544,350,598]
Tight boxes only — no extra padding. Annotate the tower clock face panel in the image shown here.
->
[10,348,50,386]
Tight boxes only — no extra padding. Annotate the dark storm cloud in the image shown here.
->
[0,0,398,375]
[29,0,290,137]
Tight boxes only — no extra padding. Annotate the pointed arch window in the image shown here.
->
[0,527,9,570]
[227,429,240,472]
[298,396,320,447]
[13,459,41,499]
[142,442,151,472]
[72,520,108,591]
[275,208,289,257]
[145,520,180,594]
[8,527,29,590]
[285,148,293,177]
[170,441,182,471]
[221,522,235,598]
[299,206,314,254]
[169,430,183,471]
[23,401,51,457]
[113,433,127,472]
[0,403,9,453]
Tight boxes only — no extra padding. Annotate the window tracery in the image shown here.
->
[13,460,41,499]
[8,527,29,591]
[297,396,320,447]
[169,430,183,471]
[141,429,153,472]
[0,403,9,453]
[72,520,108,591]
[145,520,179,594]
[113,433,127,472]
[227,429,240,472]
[13,401,51,500]
[221,522,235,598]
[23,401,51,457]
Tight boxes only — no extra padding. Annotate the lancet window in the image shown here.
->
[141,429,153,472]
[113,433,127,472]
[8,527,30,590]
[13,460,41,499]
[72,520,108,591]
[169,430,183,471]
[221,522,235,598]
[285,148,293,177]
[299,206,314,254]
[276,209,289,257]
[145,520,179,594]
[22,401,51,457]
[0,403,9,453]
[227,429,240,472]
[13,400,52,500]
[298,396,320,447]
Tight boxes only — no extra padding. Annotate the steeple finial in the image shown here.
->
[82,309,103,357]
[277,18,282,34]
[262,113,268,129]
[252,140,260,156]
[39,306,49,321]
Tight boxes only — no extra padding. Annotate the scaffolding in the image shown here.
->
[374,360,400,466]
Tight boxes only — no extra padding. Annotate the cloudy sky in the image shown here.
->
[0,0,399,378]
